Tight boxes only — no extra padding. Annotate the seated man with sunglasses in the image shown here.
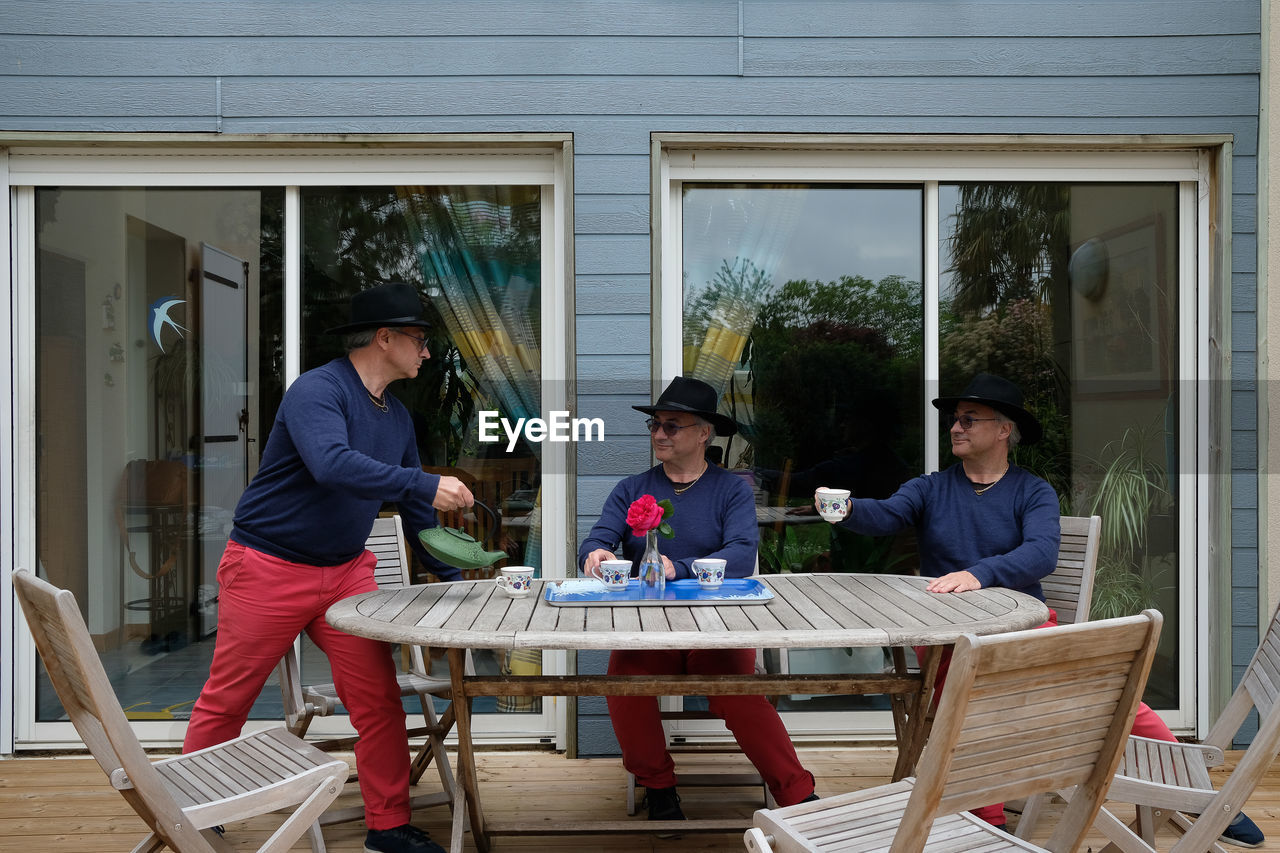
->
[579,376,817,824]
[827,372,1062,602]
[815,372,1265,848]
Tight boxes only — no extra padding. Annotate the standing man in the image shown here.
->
[184,282,473,853]
[579,376,817,822]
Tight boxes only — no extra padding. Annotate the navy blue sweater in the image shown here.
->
[231,357,449,574]
[578,464,758,580]
[838,463,1060,601]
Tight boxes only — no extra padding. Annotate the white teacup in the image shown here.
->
[599,559,632,590]
[693,558,727,589]
[495,566,535,597]
[815,487,852,522]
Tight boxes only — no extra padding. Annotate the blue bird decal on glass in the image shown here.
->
[149,297,187,352]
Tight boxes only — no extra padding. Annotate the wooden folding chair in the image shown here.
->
[1088,596,1280,853]
[744,610,1162,853]
[13,566,348,853]
[1041,515,1101,626]
[276,514,457,826]
[1011,514,1102,836]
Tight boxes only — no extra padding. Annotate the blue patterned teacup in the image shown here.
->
[815,487,852,522]
[600,560,632,590]
[496,566,535,597]
[693,558,726,589]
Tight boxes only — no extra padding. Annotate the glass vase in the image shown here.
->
[639,529,665,598]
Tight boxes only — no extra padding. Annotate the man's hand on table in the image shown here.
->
[926,570,981,593]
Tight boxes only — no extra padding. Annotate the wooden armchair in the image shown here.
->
[1011,514,1102,835]
[276,514,457,826]
[744,610,1162,853]
[1088,595,1280,853]
[13,566,348,853]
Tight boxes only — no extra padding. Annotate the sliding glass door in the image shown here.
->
[663,150,1197,737]
[15,146,567,748]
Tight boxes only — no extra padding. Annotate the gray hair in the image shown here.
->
[342,328,377,352]
[693,415,714,446]
[997,414,1023,449]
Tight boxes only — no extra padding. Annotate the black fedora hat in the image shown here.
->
[325,282,432,335]
[932,372,1043,445]
[633,376,737,437]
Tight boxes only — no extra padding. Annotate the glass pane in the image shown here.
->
[681,183,924,712]
[300,185,544,715]
[34,187,284,722]
[939,182,1180,710]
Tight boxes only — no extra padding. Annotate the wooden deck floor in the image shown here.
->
[0,746,1275,851]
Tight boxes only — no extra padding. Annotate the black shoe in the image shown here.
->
[1220,812,1265,848]
[644,786,685,821]
[800,792,819,803]
[364,824,445,853]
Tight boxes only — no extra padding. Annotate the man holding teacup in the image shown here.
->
[811,373,1263,844]
[579,376,817,823]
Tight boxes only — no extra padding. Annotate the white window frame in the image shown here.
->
[3,138,573,751]
[656,138,1215,741]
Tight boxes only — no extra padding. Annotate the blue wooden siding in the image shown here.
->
[0,0,1263,752]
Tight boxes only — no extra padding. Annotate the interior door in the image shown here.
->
[197,243,249,637]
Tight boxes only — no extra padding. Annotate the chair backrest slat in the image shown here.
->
[369,514,410,590]
[893,610,1162,853]
[1240,604,1280,720]
[1042,515,1101,626]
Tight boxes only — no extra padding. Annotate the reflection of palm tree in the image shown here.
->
[946,184,1069,315]
[686,257,773,395]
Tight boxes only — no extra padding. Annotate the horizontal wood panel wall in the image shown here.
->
[0,0,1263,751]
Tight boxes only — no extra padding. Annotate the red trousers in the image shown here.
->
[607,647,816,806]
[918,608,1176,827]
[183,542,411,830]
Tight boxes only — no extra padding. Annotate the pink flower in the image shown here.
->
[626,494,667,537]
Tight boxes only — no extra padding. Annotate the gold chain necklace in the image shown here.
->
[367,390,389,413]
[972,464,1009,496]
[671,462,708,496]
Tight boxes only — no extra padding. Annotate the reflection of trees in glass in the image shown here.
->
[942,184,1071,504]
[743,273,922,574]
[946,184,1069,315]
[757,274,923,362]
[683,257,774,407]
[748,274,922,481]
[684,257,772,350]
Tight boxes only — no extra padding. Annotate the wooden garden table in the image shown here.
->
[327,572,1048,851]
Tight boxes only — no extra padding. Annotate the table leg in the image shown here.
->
[887,647,909,749]
[447,647,488,853]
[891,644,943,781]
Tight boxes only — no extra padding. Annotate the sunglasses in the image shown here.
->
[646,418,699,437]
[948,413,1000,431]
[388,328,430,353]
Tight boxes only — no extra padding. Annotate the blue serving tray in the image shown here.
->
[544,578,774,607]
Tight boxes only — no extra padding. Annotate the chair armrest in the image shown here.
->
[1128,734,1225,768]
[743,826,775,852]
[1105,772,1218,814]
